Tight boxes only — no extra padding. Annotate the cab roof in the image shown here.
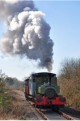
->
[32,72,56,77]
[25,72,56,82]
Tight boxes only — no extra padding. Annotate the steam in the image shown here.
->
[0,0,54,71]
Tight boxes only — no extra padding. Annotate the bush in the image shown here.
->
[58,58,80,110]
[0,77,12,113]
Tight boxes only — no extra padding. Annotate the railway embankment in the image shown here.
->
[0,89,42,120]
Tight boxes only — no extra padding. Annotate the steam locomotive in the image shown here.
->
[24,72,66,110]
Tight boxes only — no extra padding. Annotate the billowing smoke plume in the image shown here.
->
[0,0,54,71]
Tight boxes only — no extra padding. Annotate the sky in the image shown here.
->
[0,1,80,80]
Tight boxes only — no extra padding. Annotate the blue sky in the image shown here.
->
[0,1,80,80]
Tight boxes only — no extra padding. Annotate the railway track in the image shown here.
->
[60,106,80,120]
[58,110,76,120]
[37,109,76,120]
[36,109,65,120]
[29,101,77,120]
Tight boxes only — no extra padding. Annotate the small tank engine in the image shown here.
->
[24,72,66,110]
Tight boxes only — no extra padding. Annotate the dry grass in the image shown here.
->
[0,90,37,120]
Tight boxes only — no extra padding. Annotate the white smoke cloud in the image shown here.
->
[0,0,54,71]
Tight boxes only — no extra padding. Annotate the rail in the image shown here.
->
[28,101,76,120]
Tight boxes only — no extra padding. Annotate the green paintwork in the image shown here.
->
[36,76,60,95]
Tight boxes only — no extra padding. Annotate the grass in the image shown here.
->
[0,90,13,112]
[0,89,35,120]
